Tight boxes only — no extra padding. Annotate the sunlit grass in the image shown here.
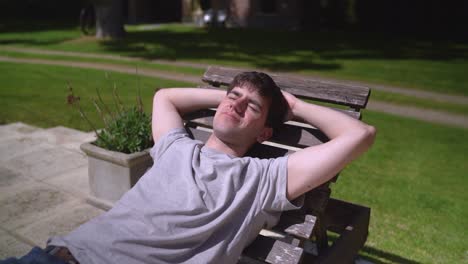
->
[0,49,204,76]
[1,23,467,96]
[371,90,468,116]
[0,61,192,130]
[1,49,466,116]
[0,62,466,263]
[335,110,468,263]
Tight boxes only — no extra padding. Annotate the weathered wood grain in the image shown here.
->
[186,115,329,149]
[316,198,370,264]
[242,235,304,264]
[198,85,362,119]
[202,66,370,109]
[275,212,317,240]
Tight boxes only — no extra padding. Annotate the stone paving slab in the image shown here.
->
[0,122,43,141]
[0,229,34,259]
[3,147,87,181]
[0,181,75,230]
[0,137,54,163]
[0,166,34,190]
[0,123,102,259]
[30,126,96,153]
[0,124,94,166]
[44,165,91,198]
[15,200,104,248]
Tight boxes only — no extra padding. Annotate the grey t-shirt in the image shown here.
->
[49,128,301,264]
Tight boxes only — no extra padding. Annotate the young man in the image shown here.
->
[2,72,375,264]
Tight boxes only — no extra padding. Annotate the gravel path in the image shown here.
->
[1,55,467,129]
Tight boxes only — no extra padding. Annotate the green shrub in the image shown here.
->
[94,106,153,153]
[67,82,153,154]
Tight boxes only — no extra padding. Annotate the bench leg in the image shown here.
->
[314,214,329,253]
[317,199,370,264]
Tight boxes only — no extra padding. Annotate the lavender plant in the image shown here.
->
[67,81,153,154]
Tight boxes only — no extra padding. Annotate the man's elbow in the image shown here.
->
[153,89,178,109]
[359,124,377,148]
[153,88,168,102]
[153,89,161,105]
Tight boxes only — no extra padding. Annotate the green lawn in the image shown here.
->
[1,49,467,116]
[0,49,204,76]
[335,111,467,263]
[0,61,192,130]
[0,61,466,263]
[371,90,468,116]
[1,23,467,96]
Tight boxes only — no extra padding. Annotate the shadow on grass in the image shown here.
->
[0,38,72,46]
[0,20,79,46]
[359,245,421,264]
[325,231,421,263]
[0,20,79,32]
[1,23,467,73]
[97,26,468,72]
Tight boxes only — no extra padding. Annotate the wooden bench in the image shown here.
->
[183,66,372,264]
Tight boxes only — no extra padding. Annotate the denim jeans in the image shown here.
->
[0,247,67,264]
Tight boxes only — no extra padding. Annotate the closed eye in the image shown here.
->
[228,91,240,100]
[249,104,260,113]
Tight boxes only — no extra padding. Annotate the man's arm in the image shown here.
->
[152,88,225,143]
[284,92,377,200]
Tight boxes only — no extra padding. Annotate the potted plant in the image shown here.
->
[68,83,153,205]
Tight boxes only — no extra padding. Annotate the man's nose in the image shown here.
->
[233,98,248,116]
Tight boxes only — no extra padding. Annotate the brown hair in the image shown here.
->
[228,71,288,130]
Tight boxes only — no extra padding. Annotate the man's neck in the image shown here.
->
[205,134,248,157]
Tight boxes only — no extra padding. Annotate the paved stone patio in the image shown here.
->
[0,122,104,258]
[0,122,374,263]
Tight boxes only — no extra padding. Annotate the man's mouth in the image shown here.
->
[222,112,240,122]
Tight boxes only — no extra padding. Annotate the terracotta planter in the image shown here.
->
[80,142,153,203]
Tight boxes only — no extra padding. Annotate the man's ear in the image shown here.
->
[257,127,273,143]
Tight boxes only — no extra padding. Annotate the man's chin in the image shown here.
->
[213,126,237,140]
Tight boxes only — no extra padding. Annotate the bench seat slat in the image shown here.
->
[202,66,370,109]
[275,212,317,240]
[185,126,294,158]
[241,235,304,264]
[187,117,328,149]
[184,109,336,150]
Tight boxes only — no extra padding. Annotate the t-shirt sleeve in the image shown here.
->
[150,128,190,161]
[257,156,304,213]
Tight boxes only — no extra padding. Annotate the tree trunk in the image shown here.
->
[94,0,125,39]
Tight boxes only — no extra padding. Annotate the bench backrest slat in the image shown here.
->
[185,126,293,158]
[198,86,362,119]
[186,115,327,150]
[202,66,371,109]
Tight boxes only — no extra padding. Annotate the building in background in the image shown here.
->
[125,0,183,24]
[124,0,304,30]
[122,0,468,36]
[227,0,302,29]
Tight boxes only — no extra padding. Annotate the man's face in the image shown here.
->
[213,85,272,147]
